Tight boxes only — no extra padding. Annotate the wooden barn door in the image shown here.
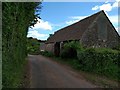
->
[54,42,60,56]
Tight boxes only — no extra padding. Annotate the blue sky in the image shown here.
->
[27,0,120,40]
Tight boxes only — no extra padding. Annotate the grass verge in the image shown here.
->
[19,58,31,88]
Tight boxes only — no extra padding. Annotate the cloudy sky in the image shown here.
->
[27,0,120,40]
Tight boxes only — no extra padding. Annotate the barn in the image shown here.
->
[43,10,120,56]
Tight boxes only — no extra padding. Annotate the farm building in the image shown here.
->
[40,40,46,51]
[42,10,120,56]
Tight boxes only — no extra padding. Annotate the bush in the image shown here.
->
[112,45,120,51]
[60,47,77,58]
[27,38,40,54]
[77,47,120,80]
[60,41,83,59]
[40,51,54,57]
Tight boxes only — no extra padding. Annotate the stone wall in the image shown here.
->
[81,12,120,48]
[40,42,46,51]
[106,24,120,48]
[45,43,55,53]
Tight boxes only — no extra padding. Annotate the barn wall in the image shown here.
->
[45,43,54,53]
[106,23,120,48]
[80,15,100,48]
[81,12,120,48]
[40,42,46,51]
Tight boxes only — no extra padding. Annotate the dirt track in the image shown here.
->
[28,55,98,88]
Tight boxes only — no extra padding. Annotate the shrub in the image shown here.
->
[60,41,83,59]
[40,51,54,57]
[60,47,77,58]
[112,45,120,51]
[77,47,120,80]
[27,38,40,54]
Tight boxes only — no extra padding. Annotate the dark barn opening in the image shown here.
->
[54,42,60,56]
[69,48,77,58]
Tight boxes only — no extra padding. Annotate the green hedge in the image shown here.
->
[2,2,41,88]
[40,51,54,57]
[77,48,120,80]
[27,38,40,54]
[59,41,120,80]
[60,41,83,58]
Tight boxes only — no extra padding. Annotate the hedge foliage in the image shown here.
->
[27,37,40,54]
[60,41,83,58]
[40,51,54,57]
[77,48,120,80]
[2,2,41,88]
[60,41,120,80]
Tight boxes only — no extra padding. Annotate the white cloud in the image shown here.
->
[31,18,52,30]
[116,0,120,2]
[66,14,118,25]
[27,30,48,40]
[70,16,88,20]
[100,3,112,12]
[66,16,87,25]
[112,0,120,7]
[66,20,79,25]
[92,5,99,10]
[105,0,109,3]
[92,0,120,12]
[112,2,118,7]
[92,3,112,12]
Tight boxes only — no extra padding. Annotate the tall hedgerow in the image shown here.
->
[77,48,120,80]
[2,2,41,88]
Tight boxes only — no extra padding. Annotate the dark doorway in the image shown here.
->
[54,42,60,56]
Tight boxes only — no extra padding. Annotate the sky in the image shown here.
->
[27,0,120,40]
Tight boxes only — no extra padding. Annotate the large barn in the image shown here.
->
[43,10,120,56]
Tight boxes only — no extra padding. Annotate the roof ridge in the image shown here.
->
[47,10,105,43]
[78,10,104,22]
[54,10,103,34]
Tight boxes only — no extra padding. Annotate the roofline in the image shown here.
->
[54,10,103,34]
[47,10,103,43]
[101,11,120,37]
